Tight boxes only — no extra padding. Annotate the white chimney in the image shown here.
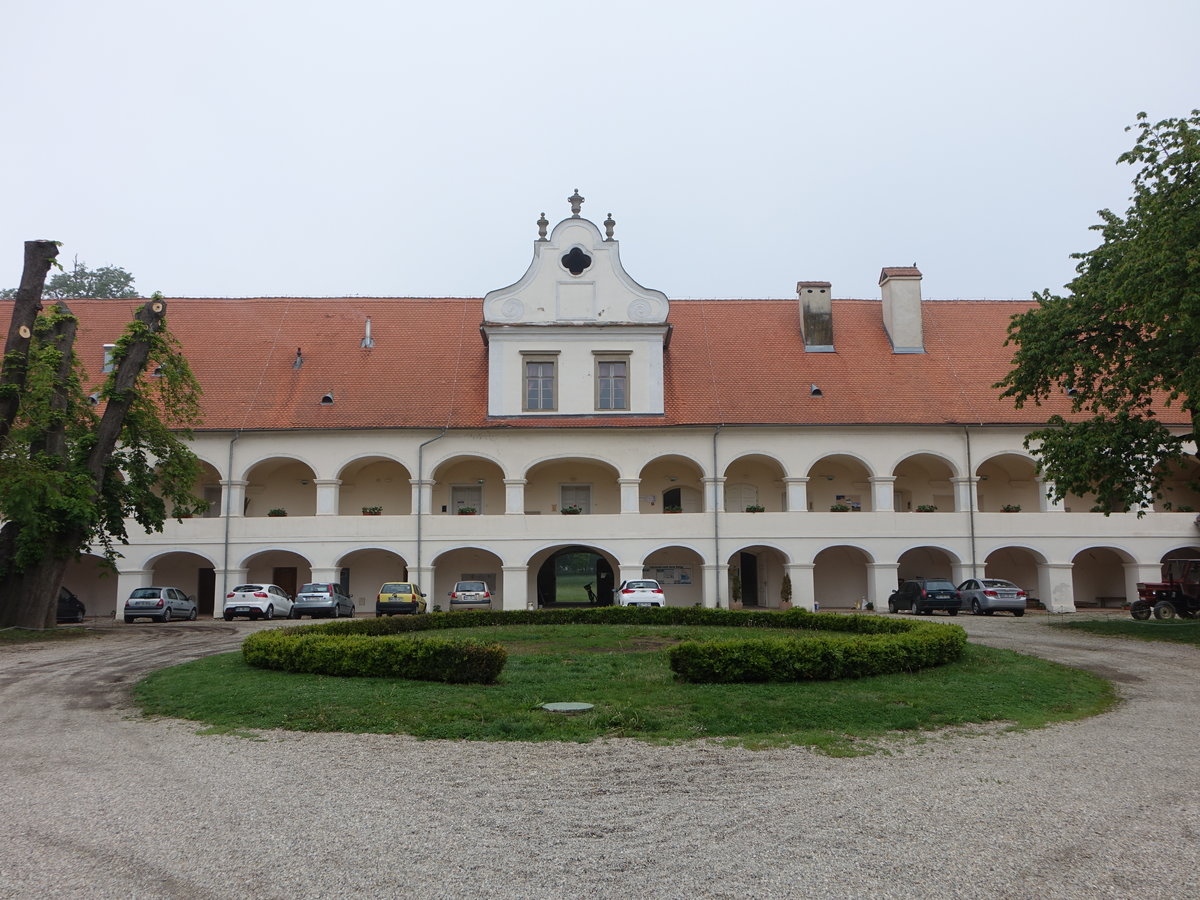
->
[879,267,924,353]
[796,281,833,351]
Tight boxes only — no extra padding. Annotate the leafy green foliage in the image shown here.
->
[0,296,204,574]
[242,630,508,683]
[997,110,1200,514]
[0,257,137,300]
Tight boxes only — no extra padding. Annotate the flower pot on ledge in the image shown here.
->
[457,508,477,515]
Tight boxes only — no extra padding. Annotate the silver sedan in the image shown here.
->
[957,578,1027,616]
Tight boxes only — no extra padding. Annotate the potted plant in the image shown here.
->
[745,504,765,513]
[729,566,743,610]
[561,504,583,515]
[1001,504,1021,512]
[267,507,287,517]
[830,503,851,512]
[664,505,683,513]
[915,504,938,512]
[362,506,383,516]
[780,573,792,610]
[456,506,477,515]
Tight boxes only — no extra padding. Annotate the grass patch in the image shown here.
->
[0,626,96,645]
[1058,617,1200,646]
[135,624,1114,755]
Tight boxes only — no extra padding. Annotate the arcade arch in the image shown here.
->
[337,457,412,516]
[238,549,313,600]
[808,455,872,512]
[813,546,871,609]
[976,454,1040,512]
[524,458,620,515]
[432,547,504,610]
[432,456,505,515]
[639,455,704,514]
[723,454,786,512]
[727,545,789,609]
[1071,546,1133,608]
[335,548,411,613]
[894,454,956,512]
[243,458,317,517]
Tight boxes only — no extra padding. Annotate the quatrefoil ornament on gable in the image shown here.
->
[560,246,593,276]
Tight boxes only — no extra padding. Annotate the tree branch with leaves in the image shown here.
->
[997,110,1200,515]
[0,243,204,628]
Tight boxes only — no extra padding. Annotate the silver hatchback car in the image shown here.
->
[448,581,494,611]
[292,582,355,619]
[124,586,198,623]
[957,578,1028,617]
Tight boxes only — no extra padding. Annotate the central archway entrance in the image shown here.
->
[535,546,615,607]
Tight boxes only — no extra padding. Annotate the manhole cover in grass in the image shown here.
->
[541,702,594,714]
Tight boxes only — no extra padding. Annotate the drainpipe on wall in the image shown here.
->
[964,426,978,578]
[416,429,447,577]
[221,429,241,609]
[712,424,723,607]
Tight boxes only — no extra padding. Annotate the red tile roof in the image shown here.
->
[8,295,1182,430]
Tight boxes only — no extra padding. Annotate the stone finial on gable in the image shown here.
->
[568,188,585,217]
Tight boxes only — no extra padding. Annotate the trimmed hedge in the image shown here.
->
[667,625,967,683]
[241,606,964,684]
[242,630,506,684]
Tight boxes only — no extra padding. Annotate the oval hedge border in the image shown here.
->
[242,606,966,684]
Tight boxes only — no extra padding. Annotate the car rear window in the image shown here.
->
[455,582,487,592]
[299,584,331,593]
[129,588,161,599]
[231,585,262,593]
[381,583,412,593]
[924,580,956,591]
[626,581,658,589]
[982,580,1013,589]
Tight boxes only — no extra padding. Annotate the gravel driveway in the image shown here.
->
[2,613,1198,899]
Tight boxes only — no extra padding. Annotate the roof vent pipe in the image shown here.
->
[361,317,374,349]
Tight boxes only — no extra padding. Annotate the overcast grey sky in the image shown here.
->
[4,0,1197,302]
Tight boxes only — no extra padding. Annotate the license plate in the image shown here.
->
[235,606,250,612]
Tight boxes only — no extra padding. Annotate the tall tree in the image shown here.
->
[0,242,203,628]
[0,256,138,300]
[997,110,1200,514]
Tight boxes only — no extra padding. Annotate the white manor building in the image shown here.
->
[49,194,1200,619]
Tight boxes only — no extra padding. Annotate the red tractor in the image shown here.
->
[1133,559,1200,620]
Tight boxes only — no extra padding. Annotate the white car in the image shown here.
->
[223,584,294,621]
[617,579,666,607]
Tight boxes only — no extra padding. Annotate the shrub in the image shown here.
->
[667,623,965,683]
[243,629,506,683]
[241,606,964,685]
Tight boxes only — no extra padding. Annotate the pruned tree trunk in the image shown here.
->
[0,267,168,629]
[0,240,58,443]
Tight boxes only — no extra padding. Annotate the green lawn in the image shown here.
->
[135,623,1114,755]
[1058,617,1200,646]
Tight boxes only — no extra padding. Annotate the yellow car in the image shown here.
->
[375,582,428,616]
